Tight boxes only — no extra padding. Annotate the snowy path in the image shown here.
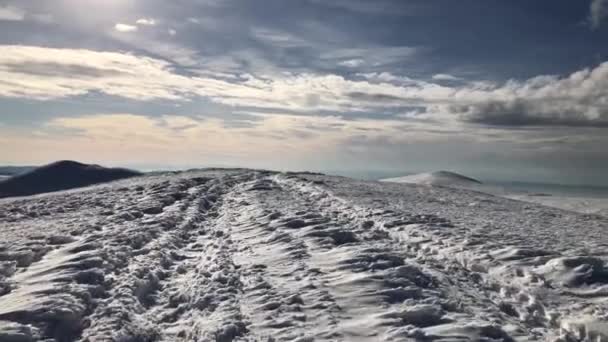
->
[0,170,607,341]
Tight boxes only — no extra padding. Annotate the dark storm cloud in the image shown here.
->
[453,100,608,128]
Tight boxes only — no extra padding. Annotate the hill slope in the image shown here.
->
[0,160,141,198]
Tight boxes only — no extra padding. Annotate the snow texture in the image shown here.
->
[0,169,606,341]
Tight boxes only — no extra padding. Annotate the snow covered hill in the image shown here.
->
[382,171,483,188]
[0,169,607,341]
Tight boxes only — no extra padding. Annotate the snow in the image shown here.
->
[506,194,608,217]
[0,169,606,341]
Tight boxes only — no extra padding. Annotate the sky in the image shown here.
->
[1,0,608,185]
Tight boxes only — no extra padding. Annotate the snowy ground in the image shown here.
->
[506,194,608,218]
[0,169,607,341]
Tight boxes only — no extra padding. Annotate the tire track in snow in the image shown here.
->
[229,177,343,341]
[144,173,251,341]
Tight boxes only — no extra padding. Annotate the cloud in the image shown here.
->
[0,45,194,100]
[356,65,608,128]
[1,45,607,128]
[432,74,462,81]
[0,5,53,24]
[136,18,156,26]
[0,5,25,21]
[0,45,421,110]
[320,47,418,68]
[114,23,138,33]
[449,100,608,127]
[251,28,308,48]
[589,0,608,29]
[0,112,443,168]
[339,59,365,68]
[444,65,608,127]
[168,28,177,36]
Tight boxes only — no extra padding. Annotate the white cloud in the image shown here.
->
[0,45,193,100]
[114,23,138,33]
[251,28,308,48]
[320,46,418,67]
[339,59,365,68]
[135,18,156,26]
[0,5,25,21]
[358,72,419,85]
[168,28,177,36]
[432,74,461,81]
[1,45,607,127]
[589,0,608,29]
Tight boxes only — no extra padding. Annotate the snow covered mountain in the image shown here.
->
[382,171,483,188]
[0,169,607,341]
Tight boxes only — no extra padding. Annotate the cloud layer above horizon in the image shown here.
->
[1,0,608,184]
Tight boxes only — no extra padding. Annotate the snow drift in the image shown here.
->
[0,160,141,198]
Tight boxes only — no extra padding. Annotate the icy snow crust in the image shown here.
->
[0,169,606,341]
